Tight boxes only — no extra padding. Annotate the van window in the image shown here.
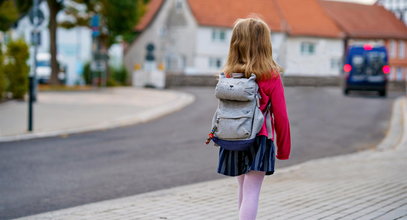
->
[351,55,364,75]
[366,52,386,75]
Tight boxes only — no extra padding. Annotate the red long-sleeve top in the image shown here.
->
[256,73,291,160]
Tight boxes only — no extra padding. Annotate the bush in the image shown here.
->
[0,43,8,100]
[82,62,93,85]
[82,62,129,87]
[4,38,29,99]
[111,65,129,85]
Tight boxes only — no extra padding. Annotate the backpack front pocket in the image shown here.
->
[215,115,252,140]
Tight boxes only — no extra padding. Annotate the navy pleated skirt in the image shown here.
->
[217,135,275,177]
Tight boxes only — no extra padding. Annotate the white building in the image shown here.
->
[124,0,407,80]
[322,0,407,81]
[124,0,344,77]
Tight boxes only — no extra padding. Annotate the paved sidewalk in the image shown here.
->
[15,98,407,220]
[0,87,194,142]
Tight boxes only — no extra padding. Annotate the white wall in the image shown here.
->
[190,27,231,75]
[125,1,343,77]
[283,36,343,76]
[124,0,198,75]
[191,28,286,75]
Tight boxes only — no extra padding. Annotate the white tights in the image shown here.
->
[237,170,266,220]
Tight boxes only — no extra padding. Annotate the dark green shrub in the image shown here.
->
[111,65,129,85]
[82,61,93,85]
[4,38,29,99]
[0,43,8,100]
[82,62,129,87]
[106,77,119,87]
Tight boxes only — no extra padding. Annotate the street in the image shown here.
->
[0,86,402,219]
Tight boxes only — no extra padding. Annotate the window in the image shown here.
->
[300,42,315,55]
[209,57,222,68]
[396,67,403,81]
[366,51,386,75]
[351,55,365,75]
[330,58,341,70]
[390,40,397,58]
[212,29,226,42]
[399,40,405,58]
[175,0,183,11]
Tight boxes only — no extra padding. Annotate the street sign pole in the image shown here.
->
[28,0,42,132]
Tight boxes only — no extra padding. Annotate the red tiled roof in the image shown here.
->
[187,0,285,32]
[274,0,343,38]
[135,0,407,40]
[135,0,164,31]
[320,0,407,39]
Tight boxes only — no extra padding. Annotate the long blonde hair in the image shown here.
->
[223,17,281,80]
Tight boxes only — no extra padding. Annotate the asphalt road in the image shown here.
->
[0,87,402,219]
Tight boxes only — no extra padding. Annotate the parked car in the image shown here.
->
[36,53,66,84]
[343,44,390,97]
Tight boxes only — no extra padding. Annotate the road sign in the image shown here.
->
[29,8,45,26]
[91,15,100,37]
[91,61,106,72]
[30,31,41,46]
[146,43,155,61]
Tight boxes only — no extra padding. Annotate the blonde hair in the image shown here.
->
[223,17,281,80]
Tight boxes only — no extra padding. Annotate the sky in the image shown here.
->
[326,0,376,4]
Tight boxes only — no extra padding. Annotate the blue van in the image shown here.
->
[343,45,390,97]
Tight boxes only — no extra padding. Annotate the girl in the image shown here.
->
[217,17,291,220]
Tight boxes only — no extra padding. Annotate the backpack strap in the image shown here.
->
[264,101,273,139]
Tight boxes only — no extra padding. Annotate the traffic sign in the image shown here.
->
[91,15,100,37]
[30,31,41,46]
[91,61,106,72]
[29,8,45,26]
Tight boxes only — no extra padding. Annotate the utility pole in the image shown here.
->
[28,0,44,131]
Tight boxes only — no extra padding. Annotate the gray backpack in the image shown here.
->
[206,72,265,151]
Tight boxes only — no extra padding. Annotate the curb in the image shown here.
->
[0,91,195,143]
[277,96,407,175]
[376,97,405,151]
[399,97,407,149]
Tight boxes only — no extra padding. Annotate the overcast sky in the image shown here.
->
[326,0,376,4]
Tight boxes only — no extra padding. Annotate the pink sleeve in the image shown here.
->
[269,75,291,160]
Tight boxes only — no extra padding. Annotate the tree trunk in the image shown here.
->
[47,0,60,85]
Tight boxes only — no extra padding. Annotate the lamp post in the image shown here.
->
[28,0,43,131]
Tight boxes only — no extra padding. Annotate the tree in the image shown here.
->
[45,0,148,85]
[60,0,148,84]
[46,0,63,85]
[0,0,31,32]
[0,0,18,32]
[0,43,7,99]
[4,38,29,99]
[99,0,147,47]
[62,0,147,46]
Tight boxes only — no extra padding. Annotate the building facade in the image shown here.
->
[124,0,407,81]
[322,0,407,81]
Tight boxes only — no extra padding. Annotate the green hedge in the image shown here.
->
[0,43,8,100]
[111,65,128,85]
[82,62,129,86]
[4,38,29,99]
